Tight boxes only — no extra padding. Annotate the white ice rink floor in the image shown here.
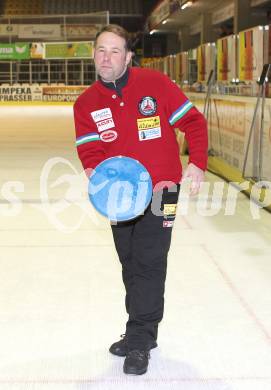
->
[0,104,271,390]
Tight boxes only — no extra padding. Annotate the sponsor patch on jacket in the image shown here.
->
[96,117,115,132]
[138,96,157,116]
[163,220,174,228]
[137,116,161,141]
[100,130,118,142]
[163,204,177,216]
[137,116,160,130]
[138,128,161,141]
[91,108,112,123]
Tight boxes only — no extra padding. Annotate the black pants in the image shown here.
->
[111,184,180,350]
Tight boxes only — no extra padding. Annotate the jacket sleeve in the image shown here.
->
[73,98,106,174]
[164,75,208,171]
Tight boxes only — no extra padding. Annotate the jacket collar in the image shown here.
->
[98,68,129,97]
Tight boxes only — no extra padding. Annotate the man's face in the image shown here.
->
[94,32,132,82]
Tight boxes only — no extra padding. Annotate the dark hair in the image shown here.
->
[95,24,132,51]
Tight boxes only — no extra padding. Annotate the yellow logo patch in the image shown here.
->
[137,116,160,130]
[163,204,177,215]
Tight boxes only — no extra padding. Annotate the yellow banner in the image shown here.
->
[239,30,253,80]
[238,27,264,82]
[217,38,228,81]
[197,45,205,82]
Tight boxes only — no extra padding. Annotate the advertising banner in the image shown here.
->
[30,43,44,59]
[0,86,43,102]
[165,55,175,79]
[176,52,188,84]
[44,42,94,59]
[0,85,86,102]
[42,86,87,102]
[197,43,216,82]
[188,93,249,172]
[217,35,237,82]
[64,24,101,39]
[0,43,30,60]
[0,24,18,36]
[205,43,216,82]
[238,26,264,82]
[188,92,271,181]
[197,45,205,82]
[18,24,61,39]
[188,48,197,60]
[211,99,251,173]
[211,98,271,180]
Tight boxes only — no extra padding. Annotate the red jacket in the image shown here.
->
[73,67,208,187]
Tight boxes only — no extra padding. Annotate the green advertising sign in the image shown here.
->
[0,43,30,60]
[44,41,93,59]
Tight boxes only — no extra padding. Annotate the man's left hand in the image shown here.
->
[181,163,205,196]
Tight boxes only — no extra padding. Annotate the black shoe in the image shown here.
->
[109,334,158,357]
[123,349,150,375]
[109,334,127,357]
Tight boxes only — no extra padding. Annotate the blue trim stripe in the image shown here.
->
[76,133,100,146]
[169,100,193,125]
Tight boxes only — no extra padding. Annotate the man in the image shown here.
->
[73,24,208,375]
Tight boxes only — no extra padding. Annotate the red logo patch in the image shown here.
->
[100,130,118,142]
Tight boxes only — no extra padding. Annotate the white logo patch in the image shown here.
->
[97,118,115,132]
[91,108,112,123]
